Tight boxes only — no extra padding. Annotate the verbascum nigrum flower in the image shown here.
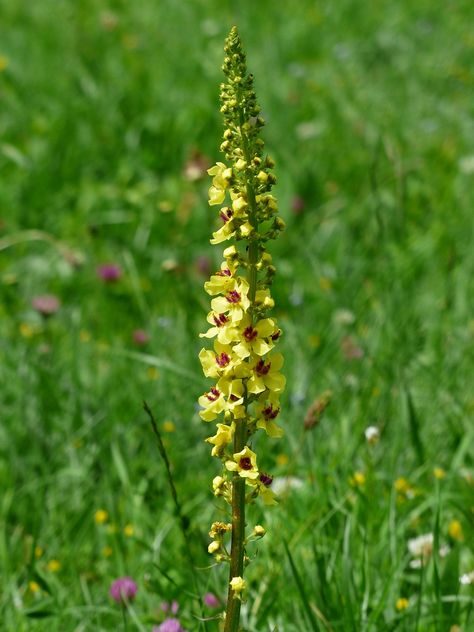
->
[198,27,285,623]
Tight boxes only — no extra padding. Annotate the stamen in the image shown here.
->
[216,352,231,367]
[262,404,279,420]
[239,457,252,470]
[213,313,229,327]
[206,387,221,402]
[255,359,271,376]
[243,326,257,341]
[259,472,273,486]
[225,290,241,304]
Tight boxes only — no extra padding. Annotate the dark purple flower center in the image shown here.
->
[243,326,257,342]
[239,457,252,470]
[262,404,279,420]
[216,352,230,367]
[255,359,271,376]
[226,290,241,304]
[229,394,240,402]
[259,472,273,487]
[219,208,233,223]
[213,313,229,327]
[206,388,220,402]
[271,329,281,341]
[215,267,232,277]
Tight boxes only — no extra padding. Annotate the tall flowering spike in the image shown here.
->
[198,26,285,632]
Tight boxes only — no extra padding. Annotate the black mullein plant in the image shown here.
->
[198,27,285,632]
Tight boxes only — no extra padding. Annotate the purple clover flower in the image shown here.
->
[203,592,219,608]
[109,577,138,603]
[160,600,179,615]
[97,263,122,282]
[153,619,186,632]
[132,329,150,345]
[32,295,60,316]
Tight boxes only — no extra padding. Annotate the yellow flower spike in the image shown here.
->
[225,446,259,480]
[200,27,285,629]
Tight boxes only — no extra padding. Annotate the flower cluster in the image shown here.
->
[198,27,285,605]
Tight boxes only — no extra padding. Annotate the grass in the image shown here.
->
[1,0,473,630]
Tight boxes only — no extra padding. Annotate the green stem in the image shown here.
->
[223,114,259,632]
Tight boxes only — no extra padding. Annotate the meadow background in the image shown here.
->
[1,0,473,630]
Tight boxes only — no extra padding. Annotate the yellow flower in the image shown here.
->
[208,540,220,554]
[247,353,285,394]
[0,55,8,72]
[276,453,288,466]
[255,394,284,438]
[396,597,409,611]
[210,278,251,323]
[28,581,41,594]
[233,316,275,359]
[94,509,108,525]
[229,576,246,595]
[162,420,175,432]
[47,559,61,573]
[206,423,235,456]
[351,471,366,487]
[34,546,43,559]
[199,342,241,379]
[102,546,113,557]
[147,367,160,380]
[124,524,134,537]
[198,386,227,422]
[253,525,266,537]
[204,261,238,296]
[79,329,91,342]
[208,162,232,205]
[448,519,464,542]
[225,446,259,480]
[19,323,35,338]
[200,311,238,344]
[433,467,446,480]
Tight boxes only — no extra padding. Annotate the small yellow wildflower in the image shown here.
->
[394,477,411,495]
[123,524,134,537]
[29,581,40,594]
[47,560,61,573]
[208,540,220,554]
[34,546,43,559]
[396,597,409,611]
[94,509,108,525]
[102,546,113,557]
[308,334,321,349]
[19,323,35,338]
[448,520,464,542]
[147,367,160,380]
[351,471,366,487]
[0,55,8,72]
[276,453,288,466]
[206,423,235,456]
[433,467,446,480]
[319,277,332,291]
[162,420,175,432]
[253,525,266,537]
[79,330,91,343]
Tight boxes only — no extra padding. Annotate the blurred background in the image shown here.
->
[1,1,473,630]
